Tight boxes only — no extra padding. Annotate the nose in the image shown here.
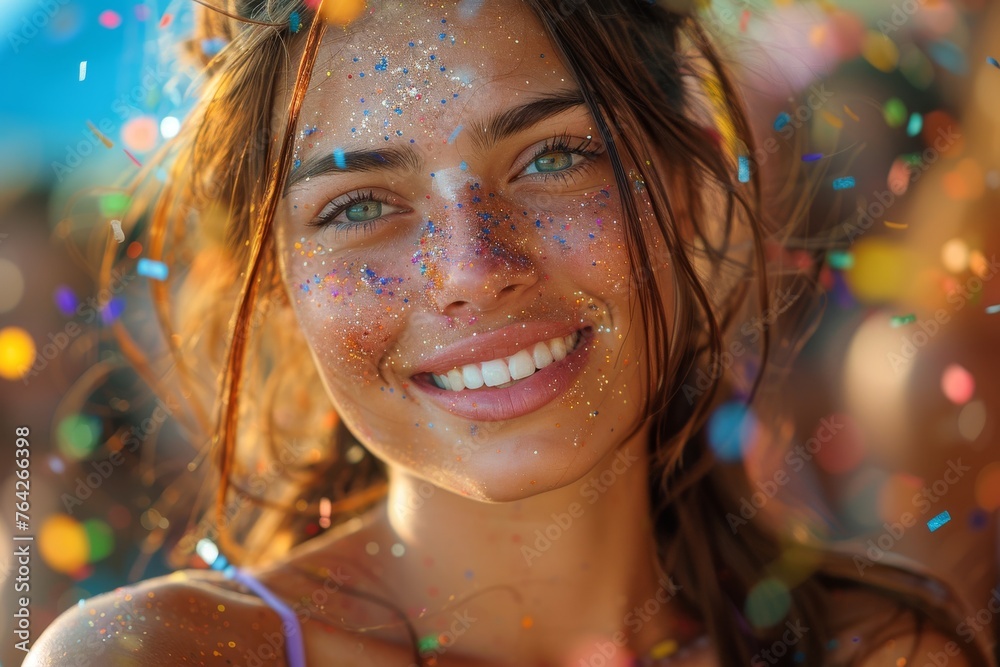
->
[427,217,539,318]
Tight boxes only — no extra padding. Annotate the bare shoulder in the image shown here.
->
[825,588,979,667]
[26,510,455,667]
[25,569,287,667]
[851,630,975,667]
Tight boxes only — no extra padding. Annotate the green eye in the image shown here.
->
[345,201,382,222]
[532,152,573,173]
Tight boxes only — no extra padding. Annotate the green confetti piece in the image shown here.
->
[418,635,439,652]
[99,192,131,218]
[83,518,115,561]
[883,98,907,129]
[827,250,854,270]
[891,314,917,327]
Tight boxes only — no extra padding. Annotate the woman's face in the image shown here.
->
[275,0,667,501]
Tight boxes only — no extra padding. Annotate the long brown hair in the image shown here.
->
[92,1,992,665]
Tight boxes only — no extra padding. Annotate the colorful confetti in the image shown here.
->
[832,177,856,190]
[986,304,1000,315]
[0,327,35,381]
[53,287,78,316]
[99,193,130,217]
[137,258,169,281]
[86,120,114,149]
[988,57,1000,70]
[123,149,142,168]
[774,112,791,131]
[98,9,122,29]
[333,147,347,169]
[883,98,907,128]
[110,219,125,243]
[890,314,916,327]
[827,250,854,270]
[79,61,87,81]
[418,634,440,652]
[821,110,844,129]
[738,155,751,183]
[927,511,951,532]
[318,0,366,25]
[802,153,824,162]
[941,364,975,404]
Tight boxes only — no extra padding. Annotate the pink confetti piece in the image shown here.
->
[98,9,122,29]
[123,149,143,168]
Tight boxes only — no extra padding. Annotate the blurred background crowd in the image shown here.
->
[1,0,998,665]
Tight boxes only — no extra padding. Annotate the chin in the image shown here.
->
[416,423,636,503]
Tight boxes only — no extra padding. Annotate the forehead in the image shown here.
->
[288,1,577,150]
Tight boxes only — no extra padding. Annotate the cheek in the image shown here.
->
[284,237,420,385]
[528,186,634,290]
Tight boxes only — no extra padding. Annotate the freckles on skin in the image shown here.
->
[288,3,541,159]
[271,1,664,501]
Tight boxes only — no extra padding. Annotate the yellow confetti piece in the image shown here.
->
[821,110,844,129]
[701,74,739,156]
[86,120,114,149]
[863,31,901,73]
[319,0,366,26]
[843,105,860,122]
[0,326,35,380]
[39,515,89,574]
[884,221,909,229]
[650,639,679,659]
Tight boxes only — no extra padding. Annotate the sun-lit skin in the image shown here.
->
[275,2,662,504]
[267,3,708,661]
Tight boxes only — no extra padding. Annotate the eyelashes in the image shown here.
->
[518,134,602,184]
[306,189,405,235]
[306,134,605,233]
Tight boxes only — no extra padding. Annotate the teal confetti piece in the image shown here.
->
[333,147,347,169]
[890,313,917,327]
[137,258,169,281]
[774,112,791,131]
[907,113,923,137]
[927,511,951,532]
[928,41,967,75]
[986,304,1000,315]
[832,177,855,190]
[738,155,751,183]
[827,250,854,270]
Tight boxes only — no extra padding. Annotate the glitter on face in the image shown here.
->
[274,1,656,503]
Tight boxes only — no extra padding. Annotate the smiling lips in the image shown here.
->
[428,331,583,391]
[409,325,593,421]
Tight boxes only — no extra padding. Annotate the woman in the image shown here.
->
[26,1,994,665]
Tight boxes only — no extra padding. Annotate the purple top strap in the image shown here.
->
[224,565,307,667]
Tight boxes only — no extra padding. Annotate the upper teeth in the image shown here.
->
[429,332,581,391]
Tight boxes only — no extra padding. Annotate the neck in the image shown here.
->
[377,426,699,663]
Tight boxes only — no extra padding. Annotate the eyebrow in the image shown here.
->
[284,89,587,193]
[471,89,586,153]
[286,146,422,192]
